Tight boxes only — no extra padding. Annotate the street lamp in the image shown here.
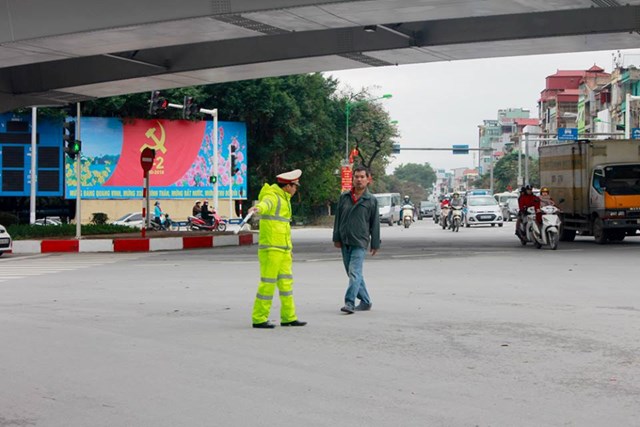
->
[345,93,392,164]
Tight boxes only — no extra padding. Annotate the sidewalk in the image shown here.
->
[9,225,257,254]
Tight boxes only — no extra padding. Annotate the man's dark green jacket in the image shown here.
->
[332,189,381,250]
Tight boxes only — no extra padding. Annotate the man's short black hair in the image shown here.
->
[352,165,370,177]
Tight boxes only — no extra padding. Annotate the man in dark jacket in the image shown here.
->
[333,165,381,314]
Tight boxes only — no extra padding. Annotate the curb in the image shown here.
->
[10,233,257,254]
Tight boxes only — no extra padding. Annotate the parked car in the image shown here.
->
[111,212,144,228]
[374,193,402,226]
[418,201,436,220]
[464,195,504,227]
[33,217,62,226]
[0,224,12,256]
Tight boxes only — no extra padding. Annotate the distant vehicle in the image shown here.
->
[466,189,492,197]
[33,217,62,226]
[0,224,12,256]
[418,201,436,220]
[494,192,518,222]
[464,195,504,227]
[111,212,144,228]
[374,193,402,226]
[506,198,519,221]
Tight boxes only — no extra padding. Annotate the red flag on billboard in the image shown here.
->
[105,119,206,186]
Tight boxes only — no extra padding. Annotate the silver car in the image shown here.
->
[0,224,12,256]
[464,196,504,227]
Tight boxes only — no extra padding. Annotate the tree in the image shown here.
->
[393,163,436,190]
[475,152,539,192]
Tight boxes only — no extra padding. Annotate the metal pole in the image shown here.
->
[524,132,530,186]
[213,110,219,211]
[345,103,350,162]
[489,151,494,194]
[626,93,631,139]
[228,145,233,219]
[29,107,37,224]
[75,103,81,239]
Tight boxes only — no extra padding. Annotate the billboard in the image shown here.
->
[65,117,247,200]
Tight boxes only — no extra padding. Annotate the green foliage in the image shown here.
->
[475,153,539,191]
[393,163,436,190]
[91,212,109,225]
[0,212,19,226]
[7,224,138,240]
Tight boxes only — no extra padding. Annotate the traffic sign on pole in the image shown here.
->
[452,144,469,154]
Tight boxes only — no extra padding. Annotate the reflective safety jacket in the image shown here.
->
[255,183,293,252]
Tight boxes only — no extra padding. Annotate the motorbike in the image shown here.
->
[449,205,463,232]
[150,213,173,231]
[440,206,450,230]
[401,204,414,228]
[526,205,560,250]
[188,210,227,232]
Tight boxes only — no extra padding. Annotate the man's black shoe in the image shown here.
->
[355,303,372,311]
[340,305,355,314]
[281,320,307,327]
[252,321,276,329]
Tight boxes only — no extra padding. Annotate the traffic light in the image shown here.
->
[183,96,199,119]
[63,121,80,159]
[230,145,239,176]
[149,90,168,115]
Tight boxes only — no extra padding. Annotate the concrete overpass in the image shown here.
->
[1,0,640,111]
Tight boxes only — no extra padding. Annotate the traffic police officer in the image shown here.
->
[248,169,307,329]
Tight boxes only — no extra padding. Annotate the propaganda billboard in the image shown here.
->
[65,117,247,200]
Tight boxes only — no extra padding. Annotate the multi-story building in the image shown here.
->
[538,65,610,135]
[478,108,531,174]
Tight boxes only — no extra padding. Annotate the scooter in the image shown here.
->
[188,211,227,232]
[440,206,450,230]
[401,204,414,228]
[526,205,560,250]
[449,205,463,232]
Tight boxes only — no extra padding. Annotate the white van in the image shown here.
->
[374,193,401,226]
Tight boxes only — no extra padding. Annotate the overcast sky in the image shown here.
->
[326,48,640,174]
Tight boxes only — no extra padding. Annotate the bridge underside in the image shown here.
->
[1,0,640,111]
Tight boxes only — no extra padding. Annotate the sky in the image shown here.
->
[326,48,640,174]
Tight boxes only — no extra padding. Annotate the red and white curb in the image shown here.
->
[9,233,257,254]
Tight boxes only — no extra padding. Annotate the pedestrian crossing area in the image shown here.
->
[0,253,147,283]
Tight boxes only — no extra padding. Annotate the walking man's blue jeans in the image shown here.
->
[341,245,371,308]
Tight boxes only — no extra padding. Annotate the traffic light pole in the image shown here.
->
[228,145,233,219]
[165,102,220,212]
[29,107,37,224]
[76,102,82,239]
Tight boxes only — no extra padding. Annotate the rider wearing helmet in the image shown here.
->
[400,195,415,222]
[516,185,540,237]
[447,192,464,224]
[537,187,556,225]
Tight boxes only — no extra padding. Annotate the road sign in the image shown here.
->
[557,128,578,141]
[452,144,469,154]
[632,128,640,140]
[140,147,155,172]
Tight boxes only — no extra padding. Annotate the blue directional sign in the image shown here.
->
[452,144,469,154]
[558,128,578,141]
[631,128,640,140]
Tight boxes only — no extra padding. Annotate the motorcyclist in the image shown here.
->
[400,195,415,222]
[536,187,556,225]
[516,185,540,237]
[153,201,164,229]
[200,200,213,225]
[447,192,463,225]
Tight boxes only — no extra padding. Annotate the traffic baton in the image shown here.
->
[234,211,254,234]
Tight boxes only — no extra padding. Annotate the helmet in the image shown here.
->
[404,195,410,200]
[195,200,201,204]
[540,187,549,194]
[525,185,532,190]
[453,192,459,197]
[520,186,526,193]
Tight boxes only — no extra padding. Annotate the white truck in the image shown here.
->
[539,139,640,244]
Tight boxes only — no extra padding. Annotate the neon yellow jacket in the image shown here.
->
[255,183,292,251]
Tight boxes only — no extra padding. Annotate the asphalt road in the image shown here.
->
[1,219,639,427]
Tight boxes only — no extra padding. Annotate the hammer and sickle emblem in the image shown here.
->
[141,121,167,154]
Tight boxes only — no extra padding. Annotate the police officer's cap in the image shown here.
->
[276,169,302,186]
